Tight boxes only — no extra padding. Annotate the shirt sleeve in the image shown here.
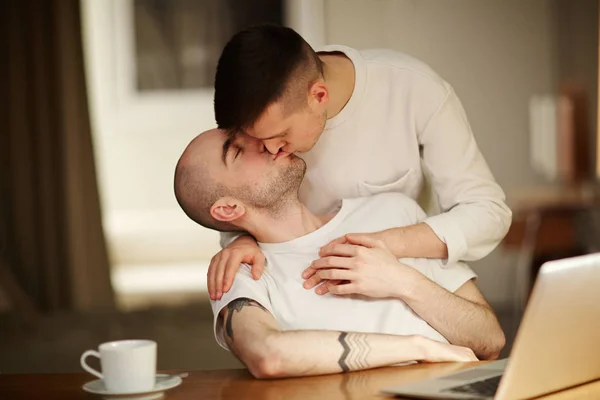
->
[210,263,274,351]
[428,261,478,293]
[402,258,477,293]
[418,86,512,266]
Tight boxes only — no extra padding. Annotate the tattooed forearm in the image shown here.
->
[338,332,371,372]
[225,298,267,341]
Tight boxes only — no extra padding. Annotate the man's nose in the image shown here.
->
[263,140,282,155]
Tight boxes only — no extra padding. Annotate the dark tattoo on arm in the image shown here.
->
[338,332,370,372]
[224,298,267,342]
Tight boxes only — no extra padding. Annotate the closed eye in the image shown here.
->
[234,147,242,160]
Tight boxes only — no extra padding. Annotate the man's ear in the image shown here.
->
[210,197,246,224]
[309,80,329,106]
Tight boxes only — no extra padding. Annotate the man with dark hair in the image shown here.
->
[208,25,512,304]
[174,129,504,378]
[214,25,324,134]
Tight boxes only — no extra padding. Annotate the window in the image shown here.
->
[133,0,284,91]
[82,0,325,136]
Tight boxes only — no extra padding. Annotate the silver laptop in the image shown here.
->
[382,253,600,399]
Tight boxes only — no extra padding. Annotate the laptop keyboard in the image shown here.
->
[444,375,502,398]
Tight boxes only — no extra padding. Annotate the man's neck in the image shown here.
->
[319,52,355,120]
[244,201,334,244]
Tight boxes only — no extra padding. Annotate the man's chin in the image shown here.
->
[276,159,306,187]
[277,153,302,165]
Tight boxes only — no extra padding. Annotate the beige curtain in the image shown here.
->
[1,0,115,312]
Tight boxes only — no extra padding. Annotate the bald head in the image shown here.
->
[174,129,237,232]
[175,128,307,233]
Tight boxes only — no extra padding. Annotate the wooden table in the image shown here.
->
[2,363,600,400]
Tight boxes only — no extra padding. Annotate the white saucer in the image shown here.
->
[82,374,182,400]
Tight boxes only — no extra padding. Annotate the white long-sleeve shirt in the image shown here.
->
[221,45,512,265]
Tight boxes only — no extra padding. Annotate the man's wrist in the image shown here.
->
[232,234,256,246]
[407,335,429,362]
[392,267,428,302]
[379,228,407,258]
[380,223,449,259]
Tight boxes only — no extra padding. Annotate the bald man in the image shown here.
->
[174,129,504,379]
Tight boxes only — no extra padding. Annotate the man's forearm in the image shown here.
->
[258,330,426,378]
[398,276,504,360]
[381,223,448,259]
[220,298,472,379]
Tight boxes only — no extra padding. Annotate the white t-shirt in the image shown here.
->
[211,193,477,351]
[222,45,512,266]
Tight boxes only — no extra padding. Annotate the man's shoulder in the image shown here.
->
[357,48,447,87]
[320,44,441,78]
[318,44,449,101]
[209,263,270,310]
[221,263,266,290]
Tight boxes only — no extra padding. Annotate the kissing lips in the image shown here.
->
[274,151,290,160]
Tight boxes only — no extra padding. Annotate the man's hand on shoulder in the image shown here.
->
[208,235,266,300]
[302,233,422,298]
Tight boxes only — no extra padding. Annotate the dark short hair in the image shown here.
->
[214,25,323,132]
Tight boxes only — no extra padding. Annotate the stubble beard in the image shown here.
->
[237,156,307,218]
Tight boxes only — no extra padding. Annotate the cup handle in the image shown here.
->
[80,350,103,379]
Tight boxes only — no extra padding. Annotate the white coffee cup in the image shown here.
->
[80,339,157,393]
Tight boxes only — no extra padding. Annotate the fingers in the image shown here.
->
[320,236,348,251]
[220,249,265,295]
[250,253,266,281]
[302,256,354,280]
[222,251,244,294]
[207,253,222,300]
[328,282,358,296]
[302,271,322,289]
[214,252,230,300]
[446,346,478,362]
[345,233,385,249]
[319,243,361,257]
[316,279,342,295]
[302,265,317,279]
[302,257,354,287]
[312,256,355,269]
[209,240,266,299]
[463,348,478,362]
[303,268,354,289]
[455,350,478,362]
